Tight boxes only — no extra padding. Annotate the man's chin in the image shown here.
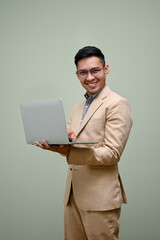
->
[87,89,98,96]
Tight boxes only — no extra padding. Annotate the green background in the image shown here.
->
[0,0,160,239]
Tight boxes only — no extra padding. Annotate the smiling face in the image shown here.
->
[76,56,109,96]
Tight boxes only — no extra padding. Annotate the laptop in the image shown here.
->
[20,98,98,145]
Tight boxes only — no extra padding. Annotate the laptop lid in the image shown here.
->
[20,98,98,145]
[20,98,71,144]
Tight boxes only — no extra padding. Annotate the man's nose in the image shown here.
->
[86,71,94,80]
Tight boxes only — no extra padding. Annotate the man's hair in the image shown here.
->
[74,46,105,67]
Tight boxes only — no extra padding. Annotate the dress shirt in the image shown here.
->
[81,85,106,124]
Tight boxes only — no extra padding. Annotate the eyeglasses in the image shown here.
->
[77,67,103,79]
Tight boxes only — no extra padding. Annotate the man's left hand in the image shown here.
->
[35,140,71,156]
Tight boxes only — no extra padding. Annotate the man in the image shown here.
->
[35,46,133,240]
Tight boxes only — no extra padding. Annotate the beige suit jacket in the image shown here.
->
[64,85,133,211]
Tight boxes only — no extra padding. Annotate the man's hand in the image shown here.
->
[67,128,76,142]
[35,140,71,156]
[35,129,76,156]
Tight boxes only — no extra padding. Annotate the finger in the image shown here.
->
[68,130,76,141]
[68,128,74,137]
[71,134,76,141]
[35,141,45,149]
[43,140,49,149]
[70,132,76,141]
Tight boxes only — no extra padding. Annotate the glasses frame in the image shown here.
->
[77,67,103,79]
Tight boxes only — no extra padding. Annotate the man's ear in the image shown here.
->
[104,64,109,76]
[76,71,79,79]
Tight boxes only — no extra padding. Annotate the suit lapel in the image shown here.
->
[76,85,111,136]
[73,100,85,136]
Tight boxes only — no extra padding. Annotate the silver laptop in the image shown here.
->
[20,98,98,145]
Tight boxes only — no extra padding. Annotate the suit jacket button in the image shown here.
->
[70,168,72,171]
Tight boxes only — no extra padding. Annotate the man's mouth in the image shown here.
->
[85,81,99,87]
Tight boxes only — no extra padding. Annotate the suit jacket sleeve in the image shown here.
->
[67,98,133,166]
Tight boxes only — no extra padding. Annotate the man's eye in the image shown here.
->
[92,69,99,73]
[79,71,87,75]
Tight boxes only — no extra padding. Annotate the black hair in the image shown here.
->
[74,46,105,67]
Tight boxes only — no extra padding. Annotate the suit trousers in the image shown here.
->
[64,189,121,240]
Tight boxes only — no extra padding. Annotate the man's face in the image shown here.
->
[76,56,109,96]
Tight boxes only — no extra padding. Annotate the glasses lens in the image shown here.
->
[78,70,87,79]
[90,68,102,77]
